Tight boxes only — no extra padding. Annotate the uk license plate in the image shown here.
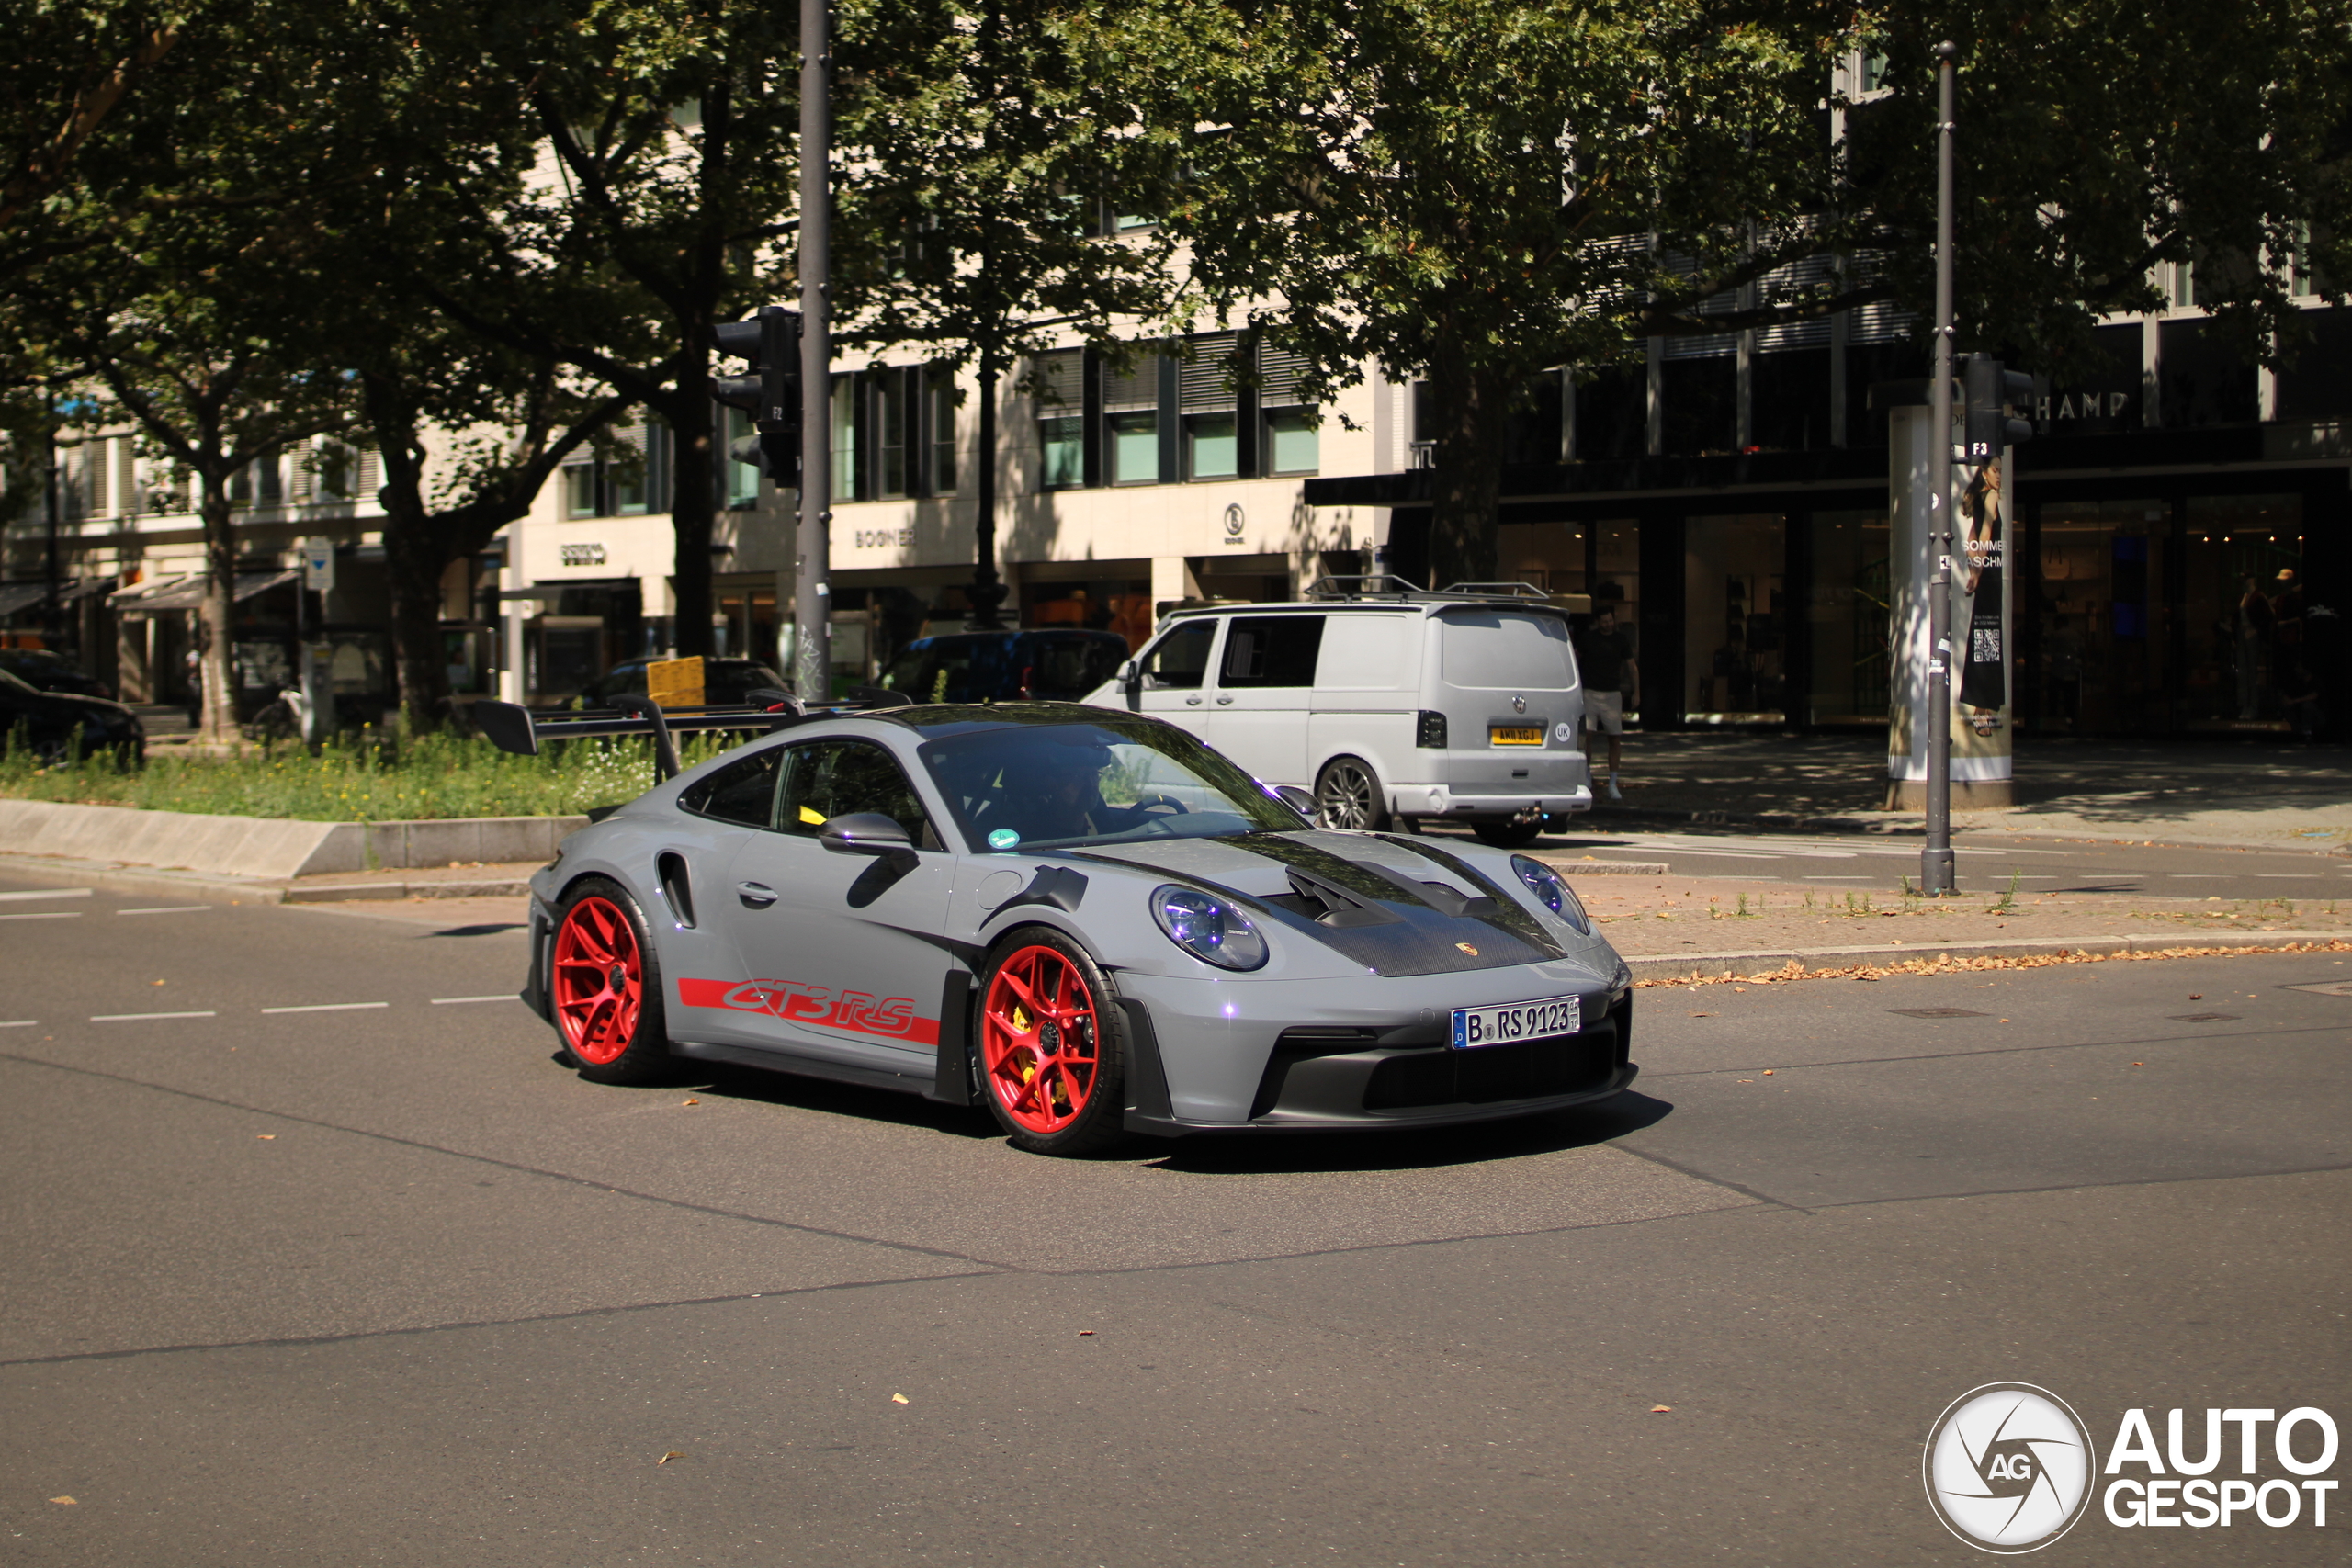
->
[1451,994,1581,1049]
[1489,725,1544,745]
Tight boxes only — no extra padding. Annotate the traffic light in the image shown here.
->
[713,304,802,482]
[1962,355,2035,461]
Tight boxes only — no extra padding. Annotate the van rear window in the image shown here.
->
[1440,611,1576,690]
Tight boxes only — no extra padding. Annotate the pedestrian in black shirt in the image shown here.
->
[1577,606,1638,800]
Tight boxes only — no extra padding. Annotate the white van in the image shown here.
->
[1081,578,1590,847]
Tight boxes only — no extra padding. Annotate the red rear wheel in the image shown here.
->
[551,891,650,1070]
[980,943,1101,1134]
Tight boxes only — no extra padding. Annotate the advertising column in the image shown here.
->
[1887,402,2013,808]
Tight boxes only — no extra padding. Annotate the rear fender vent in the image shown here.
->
[657,852,696,929]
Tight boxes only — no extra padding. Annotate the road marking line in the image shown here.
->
[90,1010,216,1021]
[1,1021,37,1028]
[117,906,208,915]
[0,888,92,902]
[261,1002,390,1014]
[0,911,82,920]
[1801,875,1872,880]
[431,995,520,1005]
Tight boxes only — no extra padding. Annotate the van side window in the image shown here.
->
[1139,621,1217,690]
[1219,616,1325,687]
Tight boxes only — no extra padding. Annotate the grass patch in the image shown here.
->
[0,726,738,822]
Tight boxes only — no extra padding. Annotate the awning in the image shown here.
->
[56,575,119,603]
[119,569,300,614]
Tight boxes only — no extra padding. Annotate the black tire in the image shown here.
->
[972,926,1129,1156]
[1314,755,1391,832]
[548,874,675,1086]
[1472,817,1545,849]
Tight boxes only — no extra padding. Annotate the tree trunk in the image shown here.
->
[373,402,447,732]
[967,349,1006,629]
[1425,358,1510,591]
[197,473,241,746]
[667,377,717,660]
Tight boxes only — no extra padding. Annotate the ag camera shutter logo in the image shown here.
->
[1923,1383,2094,1552]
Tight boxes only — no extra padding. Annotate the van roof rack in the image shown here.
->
[1440,581,1553,601]
[1304,575,1577,608]
[1303,574,1426,600]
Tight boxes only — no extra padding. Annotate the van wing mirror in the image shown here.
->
[1118,659,1142,711]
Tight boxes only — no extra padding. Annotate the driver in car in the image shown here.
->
[989,739,1119,843]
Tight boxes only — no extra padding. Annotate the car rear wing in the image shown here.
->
[473,686,914,781]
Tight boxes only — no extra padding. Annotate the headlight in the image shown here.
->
[1148,885,1268,971]
[1510,854,1589,934]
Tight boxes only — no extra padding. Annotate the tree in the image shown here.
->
[413,0,803,663]
[837,0,1179,626]
[0,2,185,239]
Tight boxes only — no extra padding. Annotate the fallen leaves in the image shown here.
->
[2188,994,2203,1000]
[1650,1405,1673,1414]
[1688,1010,1713,1017]
[1078,1329,1096,1337]
[657,1451,685,1465]
[681,1099,700,1107]
[1761,1069,1774,1076]
[891,1393,909,1404]
[254,1134,275,1140]
[1633,940,2352,990]
[50,1495,75,1506]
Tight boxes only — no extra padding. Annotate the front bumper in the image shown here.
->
[1120,978,1635,1134]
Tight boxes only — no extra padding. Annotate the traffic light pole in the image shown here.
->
[794,0,832,703]
[1921,40,1958,897]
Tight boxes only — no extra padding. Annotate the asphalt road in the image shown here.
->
[2,876,2346,1564]
[1493,822,2352,901]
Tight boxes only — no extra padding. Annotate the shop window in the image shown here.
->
[2181,494,2306,732]
[2033,500,2165,735]
[1683,513,1786,721]
[1496,521,1589,597]
[1265,408,1318,475]
[1590,522,1641,716]
[1805,510,1891,724]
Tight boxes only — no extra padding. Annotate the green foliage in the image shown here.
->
[0,725,751,821]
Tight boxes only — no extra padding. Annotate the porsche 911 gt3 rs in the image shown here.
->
[487,695,1635,1156]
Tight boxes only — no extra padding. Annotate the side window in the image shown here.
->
[678,745,784,827]
[777,739,936,846]
[1139,620,1217,690]
[1219,615,1325,687]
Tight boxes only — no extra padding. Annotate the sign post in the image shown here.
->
[1921,39,1959,897]
[793,0,833,703]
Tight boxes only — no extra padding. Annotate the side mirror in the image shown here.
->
[820,811,914,855]
[1119,660,1142,711]
[1275,784,1318,821]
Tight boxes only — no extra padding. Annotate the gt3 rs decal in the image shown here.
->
[676,978,941,1046]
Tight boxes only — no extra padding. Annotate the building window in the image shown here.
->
[1186,414,1238,479]
[1265,408,1318,475]
[928,370,958,494]
[563,463,598,519]
[831,375,859,502]
[1103,352,1162,485]
[876,370,910,499]
[1041,417,1083,488]
[721,405,760,508]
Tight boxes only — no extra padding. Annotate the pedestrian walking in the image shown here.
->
[1577,604,1638,801]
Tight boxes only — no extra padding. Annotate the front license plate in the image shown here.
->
[1452,994,1581,1049]
[1489,725,1544,745]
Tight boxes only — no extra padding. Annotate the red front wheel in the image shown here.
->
[977,930,1127,1156]
[550,877,672,1085]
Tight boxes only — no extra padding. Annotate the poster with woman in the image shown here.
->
[1957,457,2008,733]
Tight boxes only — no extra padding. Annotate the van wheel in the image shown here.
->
[1472,817,1545,849]
[1315,757,1390,832]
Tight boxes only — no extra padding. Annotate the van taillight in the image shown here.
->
[1416,710,1448,749]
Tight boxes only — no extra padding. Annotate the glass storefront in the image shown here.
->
[2182,494,2305,731]
[1807,509,1892,725]
[2033,499,2167,734]
[1684,514,1785,721]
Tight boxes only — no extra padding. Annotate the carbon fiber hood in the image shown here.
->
[1068,830,1566,978]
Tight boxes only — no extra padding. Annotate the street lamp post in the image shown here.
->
[793,0,833,703]
[1921,40,1959,897]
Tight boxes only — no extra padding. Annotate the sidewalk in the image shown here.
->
[1592,731,2352,851]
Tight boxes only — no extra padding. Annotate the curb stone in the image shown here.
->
[1623,929,2352,975]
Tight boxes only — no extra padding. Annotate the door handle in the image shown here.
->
[1216,694,1234,705]
[1184,694,1203,705]
[735,881,777,908]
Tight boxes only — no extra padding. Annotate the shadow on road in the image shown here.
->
[1137,1089,1674,1177]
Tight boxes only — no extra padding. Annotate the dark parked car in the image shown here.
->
[0,648,113,700]
[881,629,1130,705]
[0,667,144,763]
[578,659,790,707]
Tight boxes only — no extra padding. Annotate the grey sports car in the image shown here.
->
[492,696,1635,1156]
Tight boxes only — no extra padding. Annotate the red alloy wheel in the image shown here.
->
[551,895,643,1066]
[980,944,1101,1134]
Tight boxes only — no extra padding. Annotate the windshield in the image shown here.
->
[919,717,1301,852]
